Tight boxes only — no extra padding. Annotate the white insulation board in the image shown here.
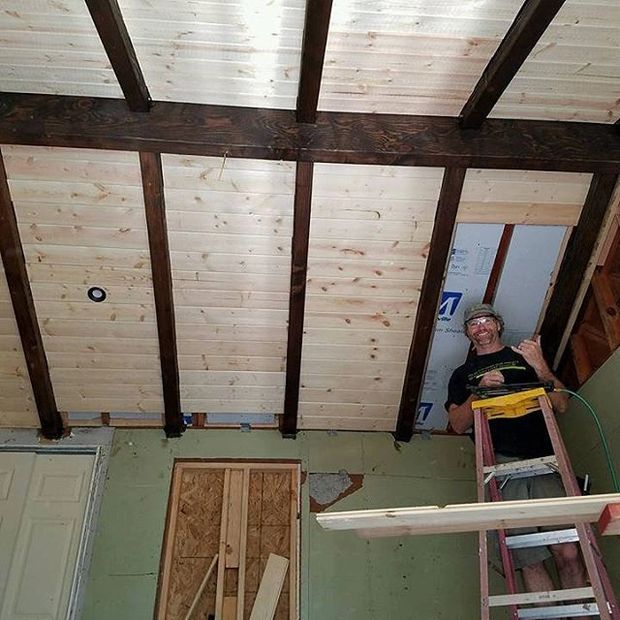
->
[416,224,567,431]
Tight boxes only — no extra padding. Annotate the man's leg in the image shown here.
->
[521,560,555,593]
[550,542,587,589]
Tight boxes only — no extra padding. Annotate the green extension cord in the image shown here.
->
[557,388,620,493]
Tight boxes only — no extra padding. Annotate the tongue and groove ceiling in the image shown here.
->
[0,0,618,438]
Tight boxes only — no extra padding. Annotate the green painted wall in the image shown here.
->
[560,347,620,587]
[82,429,490,619]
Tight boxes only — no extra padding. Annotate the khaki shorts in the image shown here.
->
[491,454,567,570]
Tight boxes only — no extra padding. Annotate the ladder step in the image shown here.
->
[484,455,558,481]
[505,528,579,549]
[489,587,595,607]
[518,603,600,618]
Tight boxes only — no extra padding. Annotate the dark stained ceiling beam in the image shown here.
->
[0,93,619,173]
[281,161,313,437]
[139,152,184,438]
[540,173,619,366]
[0,152,64,439]
[482,225,514,304]
[394,168,467,442]
[459,0,566,128]
[296,0,333,123]
[84,0,151,112]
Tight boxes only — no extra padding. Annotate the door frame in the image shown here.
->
[0,427,113,620]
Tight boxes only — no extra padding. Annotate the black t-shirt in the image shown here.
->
[446,347,553,458]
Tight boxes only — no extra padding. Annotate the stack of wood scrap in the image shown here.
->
[155,462,299,619]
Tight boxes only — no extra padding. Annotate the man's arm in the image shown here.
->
[448,394,476,434]
[448,370,506,434]
[512,336,568,413]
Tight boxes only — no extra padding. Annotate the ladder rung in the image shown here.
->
[505,528,579,549]
[518,603,599,618]
[489,587,594,607]
[483,456,558,481]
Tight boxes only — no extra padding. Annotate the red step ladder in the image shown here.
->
[472,388,619,619]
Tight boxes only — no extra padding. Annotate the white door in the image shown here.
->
[0,452,94,620]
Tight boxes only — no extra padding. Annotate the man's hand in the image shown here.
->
[511,335,550,377]
[479,370,505,387]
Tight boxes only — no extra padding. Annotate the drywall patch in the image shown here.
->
[309,470,364,512]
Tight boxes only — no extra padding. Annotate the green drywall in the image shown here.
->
[82,429,495,619]
[560,346,620,588]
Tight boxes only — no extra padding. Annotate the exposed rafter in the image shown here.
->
[0,152,64,439]
[482,225,514,304]
[459,0,566,128]
[540,173,619,365]
[1,93,619,173]
[84,0,151,112]
[139,152,184,437]
[296,0,333,123]
[394,168,466,442]
[281,162,314,437]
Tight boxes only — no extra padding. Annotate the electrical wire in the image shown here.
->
[557,388,620,493]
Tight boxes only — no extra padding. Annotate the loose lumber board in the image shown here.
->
[316,493,620,539]
[249,554,290,620]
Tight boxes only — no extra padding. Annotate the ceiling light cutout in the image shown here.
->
[87,286,107,303]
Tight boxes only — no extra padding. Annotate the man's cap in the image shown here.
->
[463,303,501,324]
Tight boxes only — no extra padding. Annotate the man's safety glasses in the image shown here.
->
[465,315,496,327]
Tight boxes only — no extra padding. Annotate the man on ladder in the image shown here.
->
[445,303,587,596]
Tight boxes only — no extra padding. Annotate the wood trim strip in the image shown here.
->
[482,224,514,304]
[0,151,64,439]
[459,0,567,128]
[315,493,620,537]
[216,469,232,618]
[296,0,333,123]
[288,466,300,620]
[394,168,466,442]
[281,162,313,437]
[1,93,619,173]
[540,174,619,364]
[155,461,185,620]
[173,461,300,470]
[183,553,219,620]
[84,0,151,112]
[139,152,184,437]
[236,470,250,620]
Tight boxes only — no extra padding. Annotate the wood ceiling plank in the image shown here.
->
[459,0,567,128]
[281,162,313,437]
[1,93,619,173]
[540,173,619,364]
[139,151,184,436]
[296,0,333,123]
[394,168,466,442]
[84,0,151,112]
[0,153,64,439]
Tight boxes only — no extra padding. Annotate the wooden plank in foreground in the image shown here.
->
[315,494,620,539]
[249,554,289,620]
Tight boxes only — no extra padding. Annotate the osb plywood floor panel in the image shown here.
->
[159,463,299,620]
